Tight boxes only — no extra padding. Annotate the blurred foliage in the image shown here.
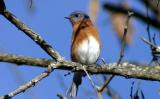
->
[89,0,99,24]
[109,2,133,45]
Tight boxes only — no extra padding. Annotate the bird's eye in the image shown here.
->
[74,14,80,18]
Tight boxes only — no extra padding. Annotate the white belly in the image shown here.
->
[77,36,100,64]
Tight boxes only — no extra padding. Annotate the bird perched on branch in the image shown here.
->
[65,11,101,99]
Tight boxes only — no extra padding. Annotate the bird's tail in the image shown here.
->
[67,72,83,99]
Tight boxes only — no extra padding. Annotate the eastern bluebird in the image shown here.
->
[65,11,101,99]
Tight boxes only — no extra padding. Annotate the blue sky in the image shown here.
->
[0,0,160,99]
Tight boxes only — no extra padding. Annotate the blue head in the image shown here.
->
[65,11,89,25]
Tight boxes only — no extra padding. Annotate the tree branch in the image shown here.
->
[0,53,160,81]
[0,2,62,61]
[0,1,62,98]
[0,1,160,98]
[0,63,55,99]
[98,11,133,93]
[103,3,160,30]
[0,53,52,67]
[57,94,66,99]
[140,0,160,17]
[142,38,160,54]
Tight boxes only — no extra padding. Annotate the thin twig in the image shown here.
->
[146,4,152,48]
[103,3,160,30]
[152,33,157,45]
[104,80,121,99]
[97,59,113,93]
[142,38,160,54]
[130,81,135,98]
[97,75,114,92]
[82,66,97,89]
[8,64,37,99]
[98,11,133,93]
[82,66,102,99]
[140,0,160,18]
[152,34,160,65]
[145,4,160,65]
[0,63,56,99]
[57,93,66,99]
[117,11,133,64]
[141,38,157,48]
[0,1,62,98]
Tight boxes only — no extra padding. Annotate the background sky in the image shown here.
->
[0,0,160,99]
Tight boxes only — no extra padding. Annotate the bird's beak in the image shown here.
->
[64,16,70,20]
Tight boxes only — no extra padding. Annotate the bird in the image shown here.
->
[65,11,101,99]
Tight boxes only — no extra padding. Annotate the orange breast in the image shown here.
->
[71,19,101,64]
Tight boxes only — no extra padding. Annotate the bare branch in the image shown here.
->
[98,11,133,93]
[0,53,53,67]
[97,75,114,92]
[0,0,6,13]
[0,1,160,98]
[0,1,62,98]
[0,63,55,99]
[142,38,160,54]
[0,5,62,61]
[117,11,133,64]
[0,53,160,81]
[103,3,160,30]
[145,3,160,65]
[140,0,160,17]
[82,66,102,99]
[57,93,66,99]
[104,81,121,99]
[130,81,134,98]
[142,38,157,48]
[82,66,97,89]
